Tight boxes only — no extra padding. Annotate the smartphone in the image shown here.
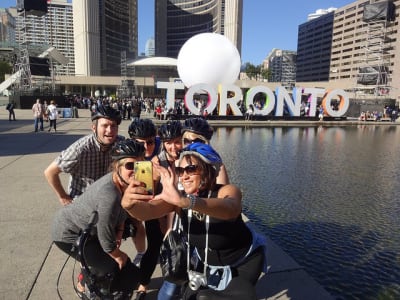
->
[134,161,154,195]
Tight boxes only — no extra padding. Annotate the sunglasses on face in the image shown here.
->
[183,138,205,145]
[175,164,200,177]
[123,162,135,170]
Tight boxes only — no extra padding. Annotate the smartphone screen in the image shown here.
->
[134,161,154,195]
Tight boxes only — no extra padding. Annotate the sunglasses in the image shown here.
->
[123,162,135,170]
[183,138,205,145]
[175,165,200,177]
[136,139,155,146]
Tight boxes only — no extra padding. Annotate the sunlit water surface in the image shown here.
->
[211,125,400,300]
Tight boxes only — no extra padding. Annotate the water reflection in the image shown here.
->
[211,126,400,299]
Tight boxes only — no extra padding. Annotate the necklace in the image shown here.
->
[190,190,212,221]
[193,211,205,221]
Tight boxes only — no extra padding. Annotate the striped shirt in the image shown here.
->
[55,134,119,198]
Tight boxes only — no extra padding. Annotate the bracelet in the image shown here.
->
[186,194,198,210]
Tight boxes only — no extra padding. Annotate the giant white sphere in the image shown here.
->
[177,33,241,88]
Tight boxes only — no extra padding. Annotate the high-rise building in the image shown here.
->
[155,0,242,58]
[296,10,335,82]
[14,0,75,76]
[0,8,16,44]
[329,0,398,99]
[266,48,297,86]
[74,0,138,76]
[296,0,399,102]
[145,37,155,57]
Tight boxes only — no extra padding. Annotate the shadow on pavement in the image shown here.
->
[0,131,85,156]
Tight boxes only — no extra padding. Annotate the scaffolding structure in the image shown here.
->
[118,51,137,98]
[13,8,32,93]
[355,2,394,98]
[12,1,55,96]
[281,52,297,88]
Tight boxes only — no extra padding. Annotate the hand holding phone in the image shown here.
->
[134,161,154,195]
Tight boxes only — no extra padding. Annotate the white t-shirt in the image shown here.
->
[47,104,58,120]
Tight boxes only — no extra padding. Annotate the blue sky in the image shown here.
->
[2,0,353,65]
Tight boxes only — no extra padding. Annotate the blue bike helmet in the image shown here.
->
[179,142,222,165]
[91,104,122,125]
[111,139,145,160]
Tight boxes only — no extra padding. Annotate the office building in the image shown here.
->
[145,37,155,57]
[266,48,297,86]
[73,0,138,76]
[296,10,335,82]
[329,0,398,99]
[297,0,399,102]
[0,8,16,44]
[155,0,242,58]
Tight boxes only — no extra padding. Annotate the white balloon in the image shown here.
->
[177,33,241,88]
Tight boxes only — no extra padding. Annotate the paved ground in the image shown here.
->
[0,108,334,300]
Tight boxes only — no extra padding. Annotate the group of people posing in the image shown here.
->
[45,104,266,300]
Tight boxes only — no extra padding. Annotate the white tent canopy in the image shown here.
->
[127,57,177,67]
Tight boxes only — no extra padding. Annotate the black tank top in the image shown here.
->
[181,187,252,266]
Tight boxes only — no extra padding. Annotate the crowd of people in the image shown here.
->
[45,104,267,300]
[358,106,399,122]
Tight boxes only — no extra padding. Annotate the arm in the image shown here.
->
[216,163,230,185]
[108,247,129,270]
[121,178,174,221]
[153,164,242,220]
[115,223,124,248]
[44,161,72,205]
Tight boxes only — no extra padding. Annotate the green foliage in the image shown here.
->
[0,61,12,82]
[243,62,269,81]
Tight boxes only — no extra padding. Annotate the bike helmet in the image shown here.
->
[91,104,122,125]
[128,119,157,138]
[182,117,213,140]
[159,120,182,141]
[179,142,222,165]
[111,139,145,160]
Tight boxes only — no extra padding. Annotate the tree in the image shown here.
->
[0,61,12,82]
[243,62,269,81]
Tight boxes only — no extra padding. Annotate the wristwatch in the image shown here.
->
[185,194,198,210]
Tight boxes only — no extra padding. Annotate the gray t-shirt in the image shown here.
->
[52,172,127,253]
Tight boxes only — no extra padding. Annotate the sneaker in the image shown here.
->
[133,252,144,267]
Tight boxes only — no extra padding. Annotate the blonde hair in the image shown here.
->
[182,131,209,144]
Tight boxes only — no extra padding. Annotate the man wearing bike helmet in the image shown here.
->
[52,139,145,299]
[182,117,229,185]
[44,104,123,206]
[127,118,163,300]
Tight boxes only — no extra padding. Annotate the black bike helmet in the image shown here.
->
[111,139,145,160]
[182,117,213,140]
[159,120,182,141]
[91,104,122,125]
[128,119,157,138]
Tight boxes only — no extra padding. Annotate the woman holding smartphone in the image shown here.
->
[121,143,267,300]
